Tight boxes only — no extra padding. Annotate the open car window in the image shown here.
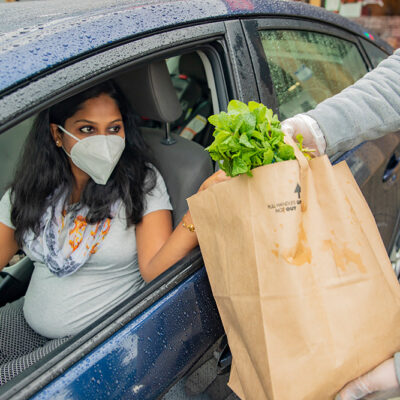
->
[259,30,368,119]
[0,49,220,391]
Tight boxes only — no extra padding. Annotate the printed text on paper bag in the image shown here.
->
[267,199,301,213]
[267,184,301,213]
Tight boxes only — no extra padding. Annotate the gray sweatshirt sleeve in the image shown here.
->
[394,353,400,385]
[306,48,400,157]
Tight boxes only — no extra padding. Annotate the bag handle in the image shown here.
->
[284,134,309,212]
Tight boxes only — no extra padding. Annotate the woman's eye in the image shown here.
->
[109,125,121,133]
[79,126,94,134]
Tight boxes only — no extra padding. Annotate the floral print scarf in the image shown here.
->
[23,191,120,277]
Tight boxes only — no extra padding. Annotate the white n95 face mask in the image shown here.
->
[58,125,125,185]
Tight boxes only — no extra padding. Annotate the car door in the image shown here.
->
[241,18,400,266]
[0,20,255,400]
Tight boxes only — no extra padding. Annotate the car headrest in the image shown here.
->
[179,53,207,84]
[142,127,213,227]
[115,60,182,123]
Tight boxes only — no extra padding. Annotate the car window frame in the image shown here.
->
[240,17,371,119]
[359,37,391,68]
[0,21,227,133]
[0,24,237,399]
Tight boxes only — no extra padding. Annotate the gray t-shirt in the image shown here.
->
[0,169,172,338]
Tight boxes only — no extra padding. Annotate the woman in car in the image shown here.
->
[0,80,228,384]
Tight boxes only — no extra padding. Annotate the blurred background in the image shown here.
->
[293,0,400,48]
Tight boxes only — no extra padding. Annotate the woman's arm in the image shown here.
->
[0,222,19,271]
[136,170,230,282]
[136,209,196,282]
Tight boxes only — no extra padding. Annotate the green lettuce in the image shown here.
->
[206,100,311,177]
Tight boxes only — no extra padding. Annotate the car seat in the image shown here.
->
[171,53,213,146]
[115,60,214,228]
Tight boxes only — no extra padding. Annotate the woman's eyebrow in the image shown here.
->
[74,119,96,124]
[73,119,122,124]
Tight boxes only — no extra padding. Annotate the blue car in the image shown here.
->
[0,1,399,399]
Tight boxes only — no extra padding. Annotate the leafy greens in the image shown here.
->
[205,100,312,177]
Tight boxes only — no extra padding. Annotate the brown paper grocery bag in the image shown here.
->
[187,145,400,400]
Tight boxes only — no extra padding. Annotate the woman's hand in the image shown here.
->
[198,169,231,193]
[336,357,399,400]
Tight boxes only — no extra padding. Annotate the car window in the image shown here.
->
[362,39,389,67]
[0,55,216,389]
[259,30,368,119]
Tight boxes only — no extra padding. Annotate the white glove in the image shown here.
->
[281,114,327,156]
[335,358,399,400]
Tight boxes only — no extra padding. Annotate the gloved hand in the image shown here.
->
[281,114,327,156]
[335,357,399,400]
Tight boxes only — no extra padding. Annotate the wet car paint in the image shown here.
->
[0,0,389,94]
[0,21,227,129]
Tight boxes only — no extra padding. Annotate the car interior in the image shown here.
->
[0,50,217,387]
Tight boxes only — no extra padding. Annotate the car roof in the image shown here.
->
[0,0,391,95]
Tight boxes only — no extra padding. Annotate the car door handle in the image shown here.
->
[383,154,400,183]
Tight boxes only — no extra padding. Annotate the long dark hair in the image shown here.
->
[11,81,155,246]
